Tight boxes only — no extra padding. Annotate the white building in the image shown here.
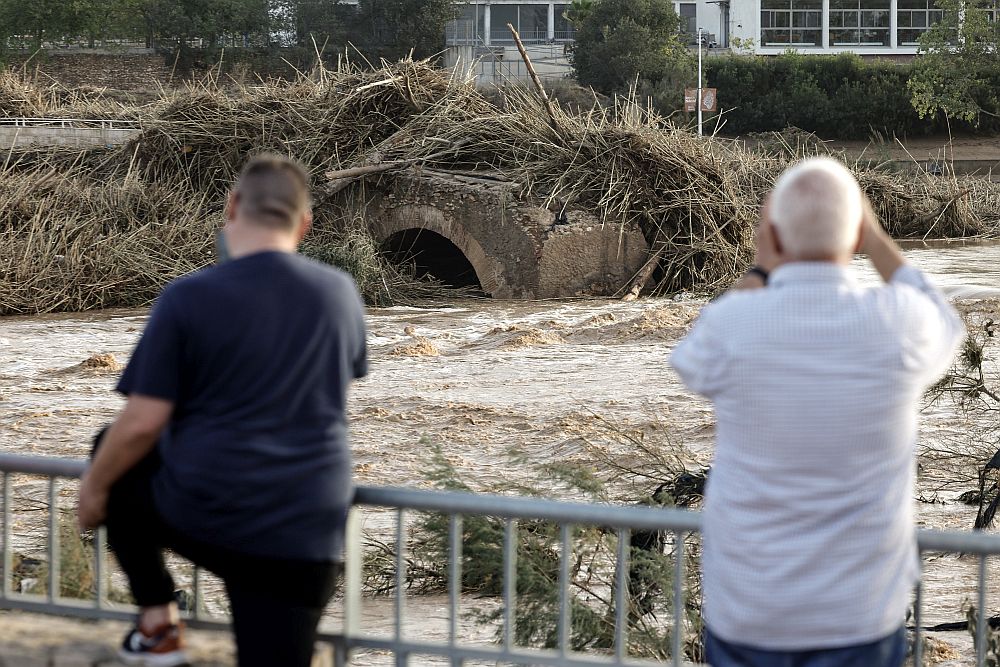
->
[444,1,576,85]
[443,0,952,85]
[677,0,950,56]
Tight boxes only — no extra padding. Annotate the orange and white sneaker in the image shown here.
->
[118,621,189,666]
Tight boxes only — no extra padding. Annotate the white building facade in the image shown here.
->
[444,1,576,85]
[688,0,951,55]
[443,0,953,85]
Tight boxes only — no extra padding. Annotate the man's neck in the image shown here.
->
[224,228,298,260]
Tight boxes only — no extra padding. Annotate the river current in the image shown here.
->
[3,241,1000,664]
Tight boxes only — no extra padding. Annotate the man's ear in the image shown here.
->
[225,191,239,224]
[769,222,784,255]
[296,210,313,244]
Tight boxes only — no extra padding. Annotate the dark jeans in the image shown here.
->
[98,441,341,667]
[705,626,907,667]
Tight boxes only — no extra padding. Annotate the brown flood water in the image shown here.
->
[3,242,1000,664]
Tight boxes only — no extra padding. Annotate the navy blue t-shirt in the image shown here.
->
[117,251,368,562]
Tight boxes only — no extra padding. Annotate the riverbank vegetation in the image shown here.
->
[2,59,1000,315]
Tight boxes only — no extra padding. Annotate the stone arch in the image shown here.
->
[370,204,504,296]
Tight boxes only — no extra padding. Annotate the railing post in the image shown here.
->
[978,554,988,667]
[614,528,630,663]
[503,519,518,652]
[558,524,572,657]
[672,532,686,667]
[94,526,107,610]
[338,508,362,667]
[395,508,407,667]
[2,472,10,599]
[48,478,60,602]
[448,514,463,667]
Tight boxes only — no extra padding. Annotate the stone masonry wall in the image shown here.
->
[7,53,174,91]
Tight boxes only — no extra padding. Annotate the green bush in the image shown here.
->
[696,52,1000,139]
[704,53,939,139]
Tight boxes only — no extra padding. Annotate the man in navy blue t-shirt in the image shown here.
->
[77,155,367,667]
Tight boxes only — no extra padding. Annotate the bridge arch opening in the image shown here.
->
[381,228,483,290]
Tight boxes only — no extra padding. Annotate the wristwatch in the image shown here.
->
[746,266,769,284]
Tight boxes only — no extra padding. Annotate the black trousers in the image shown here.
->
[99,441,341,667]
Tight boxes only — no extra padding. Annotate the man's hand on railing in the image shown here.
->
[77,472,108,531]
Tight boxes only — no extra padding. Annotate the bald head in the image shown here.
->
[770,158,863,262]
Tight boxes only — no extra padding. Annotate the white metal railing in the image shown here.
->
[0,453,998,665]
[0,118,140,130]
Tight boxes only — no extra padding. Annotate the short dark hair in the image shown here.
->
[234,154,310,229]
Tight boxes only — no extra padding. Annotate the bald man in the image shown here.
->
[671,158,964,666]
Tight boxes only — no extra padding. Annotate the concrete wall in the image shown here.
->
[0,125,137,149]
[7,53,174,90]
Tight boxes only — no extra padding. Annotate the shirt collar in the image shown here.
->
[769,262,857,288]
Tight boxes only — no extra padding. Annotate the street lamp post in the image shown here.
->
[697,27,703,136]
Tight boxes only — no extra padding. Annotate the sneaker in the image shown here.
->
[118,622,190,666]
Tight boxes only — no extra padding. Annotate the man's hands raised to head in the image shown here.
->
[732,197,787,291]
[858,197,906,282]
[753,197,786,274]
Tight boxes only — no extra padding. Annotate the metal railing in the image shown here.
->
[0,118,141,130]
[1,452,999,666]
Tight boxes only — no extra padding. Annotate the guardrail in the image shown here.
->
[0,452,996,666]
[0,118,141,130]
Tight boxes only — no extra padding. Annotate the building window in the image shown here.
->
[447,4,486,45]
[676,2,697,36]
[554,4,575,40]
[491,4,549,43]
[761,0,822,47]
[897,0,944,46]
[830,0,890,46]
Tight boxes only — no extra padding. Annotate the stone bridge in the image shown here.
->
[339,170,651,299]
[2,122,652,298]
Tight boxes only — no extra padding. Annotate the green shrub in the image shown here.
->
[704,53,939,139]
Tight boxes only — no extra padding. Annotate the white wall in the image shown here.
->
[730,1,759,50]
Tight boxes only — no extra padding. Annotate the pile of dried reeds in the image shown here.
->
[2,58,999,314]
[0,68,141,120]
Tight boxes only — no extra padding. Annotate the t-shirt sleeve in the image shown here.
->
[670,301,729,398]
[116,291,184,400]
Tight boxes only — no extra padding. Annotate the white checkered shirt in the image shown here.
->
[671,262,964,650]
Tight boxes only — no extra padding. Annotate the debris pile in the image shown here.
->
[2,59,998,314]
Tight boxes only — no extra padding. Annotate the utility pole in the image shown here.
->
[697,27,703,136]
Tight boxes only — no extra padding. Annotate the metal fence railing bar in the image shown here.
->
[0,453,996,666]
[0,118,141,130]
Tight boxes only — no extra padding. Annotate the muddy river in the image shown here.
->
[3,241,1000,664]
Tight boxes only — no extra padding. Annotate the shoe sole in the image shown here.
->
[117,648,191,667]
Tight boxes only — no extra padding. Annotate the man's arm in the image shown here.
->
[77,395,173,530]
[671,303,730,398]
[861,200,964,379]
[859,199,906,282]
